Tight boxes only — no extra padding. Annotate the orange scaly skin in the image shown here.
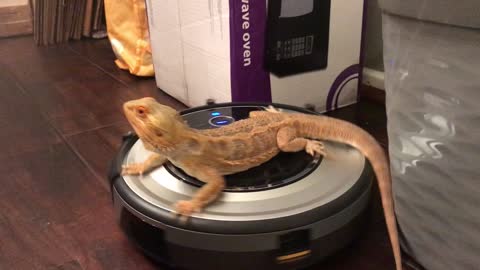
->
[121,97,402,270]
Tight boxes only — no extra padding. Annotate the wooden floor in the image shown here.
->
[0,36,403,270]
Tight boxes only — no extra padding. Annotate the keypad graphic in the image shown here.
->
[276,35,314,60]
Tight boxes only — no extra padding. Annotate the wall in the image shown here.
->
[0,0,28,8]
[0,0,32,37]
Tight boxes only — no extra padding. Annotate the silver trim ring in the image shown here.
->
[208,115,236,127]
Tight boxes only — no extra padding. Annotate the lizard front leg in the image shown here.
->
[174,166,225,218]
[277,127,327,157]
[122,152,166,175]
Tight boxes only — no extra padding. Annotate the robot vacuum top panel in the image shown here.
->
[113,103,372,235]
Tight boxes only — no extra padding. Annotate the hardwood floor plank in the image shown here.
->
[65,122,132,187]
[67,39,151,87]
[359,84,386,105]
[0,143,156,270]
[0,37,185,136]
[0,66,62,156]
[0,36,405,270]
[67,39,188,110]
[316,220,398,270]
[0,37,130,134]
[66,39,188,111]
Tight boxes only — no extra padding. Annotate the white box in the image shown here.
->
[145,0,366,112]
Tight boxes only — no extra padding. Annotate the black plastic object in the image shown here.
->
[167,150,320,192]
[173,103,321,192]
[108,102,373,235]
[264,0,331,77]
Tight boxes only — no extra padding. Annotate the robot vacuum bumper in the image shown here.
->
[109,103,373,270]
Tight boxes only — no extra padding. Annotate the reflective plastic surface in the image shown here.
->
[383,12,480,270]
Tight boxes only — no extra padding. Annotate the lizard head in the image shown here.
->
[123,97,186,152]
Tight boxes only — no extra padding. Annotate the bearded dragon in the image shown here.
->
[121,97,402,270]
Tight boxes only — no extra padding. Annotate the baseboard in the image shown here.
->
[360,67,386,104]
[362,67,385,91]
[0,4,32,37]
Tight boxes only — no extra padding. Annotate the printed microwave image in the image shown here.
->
[265,0,331,77]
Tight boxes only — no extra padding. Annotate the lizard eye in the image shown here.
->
[136,106,147,116]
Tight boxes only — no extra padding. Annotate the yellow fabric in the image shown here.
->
[104,0,154,77]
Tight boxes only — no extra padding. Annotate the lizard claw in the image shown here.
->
[121,163,145,176]
[172,200,202,224]
[306,140,327,157]
[265,105,282,113]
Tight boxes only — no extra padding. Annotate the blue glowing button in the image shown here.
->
[210,111,221,116]
[209,116,235,127]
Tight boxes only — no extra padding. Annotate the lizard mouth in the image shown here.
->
[123,116,173,154]
[123,110,148,143]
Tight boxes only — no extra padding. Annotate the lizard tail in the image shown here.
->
[351,132,403,270]
[301,116,402,270]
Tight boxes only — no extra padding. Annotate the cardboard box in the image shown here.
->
[145,0,366,112]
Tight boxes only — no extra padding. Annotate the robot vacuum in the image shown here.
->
[108,102,374,270]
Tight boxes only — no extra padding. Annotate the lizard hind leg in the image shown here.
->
[305,140,327,157]
[249,105,283,118]
[265,105,283,113]
[277,127,327,157]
